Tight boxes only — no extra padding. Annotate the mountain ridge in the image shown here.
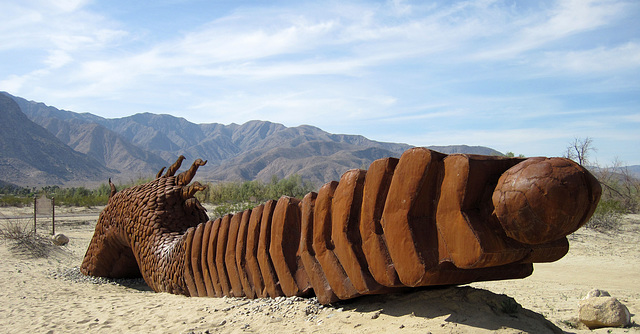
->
[0,94,112,186]
[2,92,505,187]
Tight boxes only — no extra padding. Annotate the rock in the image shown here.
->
[579,296,631,329]
[51,233,69,246]
[583,289,611,299]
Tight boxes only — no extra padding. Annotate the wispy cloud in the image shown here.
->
[0,0,128,95]
[472,0,631,60]
[0,0,126,51]
[535,42,640,74]
[1,0,638,164]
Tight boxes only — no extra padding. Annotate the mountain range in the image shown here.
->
[1,92,504,188]
[0,93,112,186]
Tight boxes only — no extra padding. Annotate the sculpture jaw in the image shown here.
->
[80,209,140,278]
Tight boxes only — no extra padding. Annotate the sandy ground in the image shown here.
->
[0,205,638,334]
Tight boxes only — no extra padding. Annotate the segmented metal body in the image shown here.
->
[81,148,601,304]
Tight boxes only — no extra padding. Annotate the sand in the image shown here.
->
[0,205,638,334]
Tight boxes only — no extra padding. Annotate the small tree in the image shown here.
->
[594,157,640,214]
[564,137,596,166]
[565,137,640,231]
[505,152,525,158]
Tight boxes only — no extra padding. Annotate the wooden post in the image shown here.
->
[51,197,55,235]
[33,195,37,235]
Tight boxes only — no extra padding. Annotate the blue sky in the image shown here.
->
[1,0,639,165]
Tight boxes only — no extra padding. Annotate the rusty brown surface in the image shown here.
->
[81,148,601,304]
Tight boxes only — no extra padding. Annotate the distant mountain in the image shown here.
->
[0,179,18,189]
[10,96,167,178]
[628,166,640,179]
[591,165,640,181]
[3,92,507,187]
[0,93,112,187]
[426,145,502,156]
[205,135,405,184]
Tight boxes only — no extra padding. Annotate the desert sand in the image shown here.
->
[1,205,638,334]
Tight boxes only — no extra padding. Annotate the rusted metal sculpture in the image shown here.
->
[81,148,601,304]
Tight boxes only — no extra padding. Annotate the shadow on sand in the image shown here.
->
[333,285,564,334]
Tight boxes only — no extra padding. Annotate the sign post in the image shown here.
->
[51,197,55,235]
[33,195,37,234]
[35,194,55,235]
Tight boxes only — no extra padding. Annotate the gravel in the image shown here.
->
[50,265,333,325]
[50,266,327,315]
[50,266,148,287]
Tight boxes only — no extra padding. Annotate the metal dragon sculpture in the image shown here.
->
[81,148,601,304]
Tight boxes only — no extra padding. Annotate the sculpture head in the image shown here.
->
[81,157,209,289]
[492,157,601,244]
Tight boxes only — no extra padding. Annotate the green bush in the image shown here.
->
[0,175,315,219]
[210,202,258,219]
[198,174,316,206]
[0,195,33,207]
[593,166,639,214]
[43,187,103,207]
[0,178,152,208]
[197,174,316,218]
[0,184,35,206]
[586,163,639,232]
[42,179,155,207]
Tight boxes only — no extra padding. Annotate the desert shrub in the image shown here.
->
[1,184,111,208]
[584,159,639,232]
[42,178,151,207]
[592,163,640,214]
[210,202,258,219]
[196,175,316,218]
[0,218,33,239]
[0,184,32,196]
[0,195,33,207]
[586,200,623,233]
[40,184,110,207]
[586,212,622,233]
[0,219,56,258]
[0,184,35,206]
[197,174,316,205]
[51,187,110,207]
[562,137,637,232]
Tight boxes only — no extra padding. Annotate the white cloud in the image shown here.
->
[536,42,640,74]
[171,19,337,64]
[371,108,466,123]
[525,0,621,39]
[472,0,630,59]
[0,1,126,51]
[0,74,30,93]
[387,0,413,16]
[49,0,90,12]
[621,113,640,123]
[44,50,73,68]
[184,85,399,128]
[1,0,638,165]
[0,0,131,104]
